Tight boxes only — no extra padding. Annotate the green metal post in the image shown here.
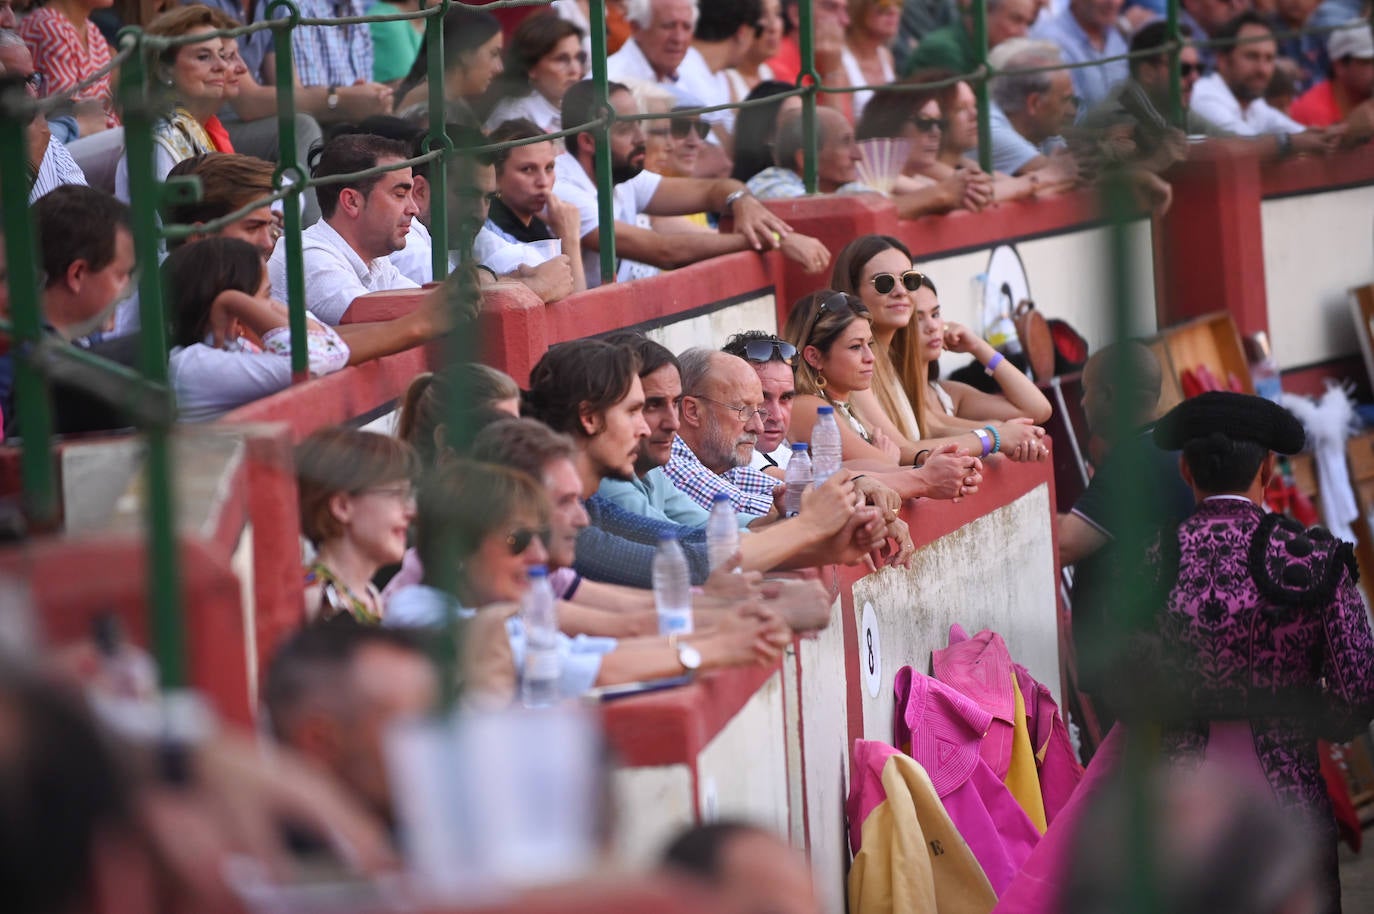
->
[268,0,308,381]
[972,0,993,173]
[798,0,818,194]
[0,86,57,528]
[589,0,616,284]
[425,0,449,281]
[1165,0,1183,127]
[121,32,187,688]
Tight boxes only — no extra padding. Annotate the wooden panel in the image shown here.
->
[1146,311,1255,415]
[1349,431,1374,483]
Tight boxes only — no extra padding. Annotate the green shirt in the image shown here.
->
[367,2,423,83]
[899,23,977,78]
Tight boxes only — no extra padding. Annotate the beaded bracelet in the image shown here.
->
[984,352,1005,376]
[972,428,991,458]
[984,425,1001,454]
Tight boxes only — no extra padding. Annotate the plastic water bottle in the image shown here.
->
[652,533,694,635]
[783,443,812,517]
[811,406,843,487]
[520,566,561,708]
[706,493,740,571]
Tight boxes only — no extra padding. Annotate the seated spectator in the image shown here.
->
[747,105,870,197]
[829,235,1052,459]
[634,79,682,175]
[264,620,437,827]
[484,12,586,134]
[987,39,1081,176]
[476,118,587,291]
[296,427,420,622]
[1081,22,1228,140]
[721,331,799,473]
[367,0,424,85]
[395,365,520,468]
[267,133,419,324]
[729,79,802,184]
[394,5,503,123]
[1190,11,1340,152]
[783,289,982,499]
[0,63,89,202]
[115,5,234,201]
[1267,0,1326,93]
[648,102,718,235]
[1029,0,1129,110]
[166,237,350,421]
[556,79,828,288]
[663,821,824,914]
[1290,20,1374,134]
[899,0,1035,77]
[608,0,701,87]
[386,459,792,700]
[723,0,783,101]
[767,0,850,87]
[678,0,761,145]
[833,0,899,122]
[19,0,119,134]
[922,71,1070,200]
[1177,0,1240,70]
[257,0,394,124]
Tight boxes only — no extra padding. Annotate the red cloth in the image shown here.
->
[767,36,801,86]
[1290,81,1343,128]
[203,116,235,153]
[1319,739,1363,852]
[19,8,118,127]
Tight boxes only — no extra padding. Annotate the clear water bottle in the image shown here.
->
[811,406,843,487]
[783,443,812,517]
[706,493,740,571]
[520,566,561,708]
[652,533,694,635]
[1245,331,1283,403]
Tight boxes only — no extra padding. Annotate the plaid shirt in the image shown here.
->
[575,496,711,588]
[259,0,373,87]
[663,436,778,517]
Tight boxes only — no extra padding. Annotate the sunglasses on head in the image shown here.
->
[505,527,549,555]
[741,339,798,365]
[868,270,930,295]
[911,115,947,133]
[670,117,711,140]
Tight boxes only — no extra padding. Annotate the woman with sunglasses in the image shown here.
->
[485,13,586,135]
[831,236,1052,461]
[387,461,792,703]
[297,426,421,623]
[784,290,982,501]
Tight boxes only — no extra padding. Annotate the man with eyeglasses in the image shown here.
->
[722,331,799,474]
[1029,0,1130,110]
[0,39,87,203]
[987,39,1081,177]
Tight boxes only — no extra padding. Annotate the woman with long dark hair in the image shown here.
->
[485,13,586,134]
[394,6,503,123]
[729,80,802,185]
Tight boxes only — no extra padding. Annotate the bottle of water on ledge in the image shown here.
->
[706,492,739,571]
[812,406,843,487]
[521,565,561,708]
[784,443,811,517]
[653,532,693,635]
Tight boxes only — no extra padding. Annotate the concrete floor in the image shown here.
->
[1339,830,1374,913]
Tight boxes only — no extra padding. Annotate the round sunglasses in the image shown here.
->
[868,270,931,295]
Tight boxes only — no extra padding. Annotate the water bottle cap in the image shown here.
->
[791,442,808,452]
[712,492,731,504]
[817,405,834,415]
[528,565,548,578]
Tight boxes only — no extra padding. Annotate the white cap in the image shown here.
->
[1328,21,1374,62]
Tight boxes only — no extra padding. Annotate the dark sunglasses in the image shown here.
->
[505,527,549,555]
[801,291,867,343]
[869,270,930,295]
[911,115,947,133]
[670,117,710,140]
[740,339,797,365]
[1179,62,1204,78]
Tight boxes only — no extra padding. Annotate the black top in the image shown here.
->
[486,197,555,245]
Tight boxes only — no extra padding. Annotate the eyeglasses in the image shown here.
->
[670,117,710,141]
[691,395,769,424]
[359,484,416,505]
[1179,62,1204,78]
[868,270,930,295]
[505,527,549,555]
[911,115,946,133]
[739,339,797,365]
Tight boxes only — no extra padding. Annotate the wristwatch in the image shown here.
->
[669,634,702,672]
[326,85,340,111]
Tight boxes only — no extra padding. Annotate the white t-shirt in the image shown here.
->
[552,152,662,288]
[1190,72,1304,136]
[485,91,563,135]
[390,218,435,285]
[268,218,419,325]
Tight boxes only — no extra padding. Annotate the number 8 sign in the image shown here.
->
[860,601,882,698]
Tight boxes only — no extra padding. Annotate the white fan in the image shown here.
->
[855,138,912,195]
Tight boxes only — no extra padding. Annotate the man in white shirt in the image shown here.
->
[554,79,829,289]
[609,0,699,86]
[268,133,419,325]
[677,0,762,141]
[1189,11,1340,154]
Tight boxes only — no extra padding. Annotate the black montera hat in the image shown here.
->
[1153,391,1305,455]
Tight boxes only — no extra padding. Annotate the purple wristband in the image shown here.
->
[984,352,1005,376]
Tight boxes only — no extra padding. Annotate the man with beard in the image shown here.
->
[554,79,830,288]
[1190,12,1341,152]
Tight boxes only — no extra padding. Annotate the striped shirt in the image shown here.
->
[663,435,778,517]
[19,8,119,127]
[258,0,373,88]
[29,136,88,203]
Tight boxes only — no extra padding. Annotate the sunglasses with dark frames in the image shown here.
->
[670,117,711,141]
[505,527,549,556]
[1178,62,1204,77]
[740,339,798,365]
[868,270,930,295]
[800,291,868,345]
[911,115,947,133]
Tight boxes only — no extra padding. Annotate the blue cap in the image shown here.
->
[712,492,731,504]
[528,565,548,578]
[791,442,809,451]
[817,405,834,415]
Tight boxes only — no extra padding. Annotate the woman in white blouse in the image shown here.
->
[484,14,586,135]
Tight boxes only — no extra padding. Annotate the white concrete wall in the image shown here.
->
[1262,186,1374,371]
[611,763,695,866]
[645,293,779,352]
